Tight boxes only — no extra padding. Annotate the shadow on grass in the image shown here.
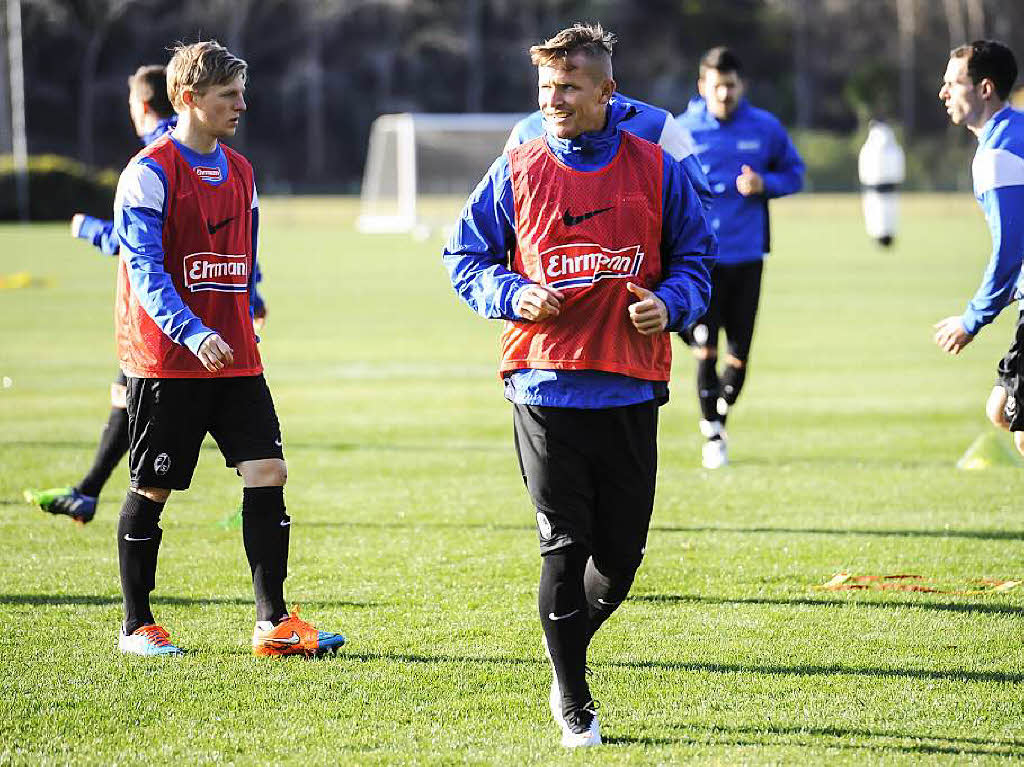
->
[344,650,1024,685]
[0,593,380,608]
[649,524,1024,542]
[604,725,1024,756]
[632,593,1024,618]
[2,439,506,454]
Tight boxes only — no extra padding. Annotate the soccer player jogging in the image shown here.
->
[443,24,716,747]
[505,92,714,210]
[934,42,1024,455]
[676,47,804,468]
[111,41,343,657]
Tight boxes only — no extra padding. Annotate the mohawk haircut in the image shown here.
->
[128,65,173,119]
[167,40,247,111]
[529,23,615,78]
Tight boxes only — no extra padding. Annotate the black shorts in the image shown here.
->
[513,401,658,569]
[679,260,764,361]
[125,374,284,490]
[996,310,1024,431]
[114,370,128,386]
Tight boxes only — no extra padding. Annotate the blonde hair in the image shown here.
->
[529,23,615,77]
[166,41,247,111]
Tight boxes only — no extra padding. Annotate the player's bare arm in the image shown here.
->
[933,315,974,354]
[626,282,668,335]
[197,333,235,372]
[516,284,565,321]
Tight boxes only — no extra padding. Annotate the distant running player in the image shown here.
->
[24,65,265,524]
[111,41,342,657]
[934,41,1024,454]
[676,47,804,468]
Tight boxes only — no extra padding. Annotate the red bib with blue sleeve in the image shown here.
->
[501,132,671,381]
[116,137,261,378]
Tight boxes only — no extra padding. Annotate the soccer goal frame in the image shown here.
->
[356,113,526,235]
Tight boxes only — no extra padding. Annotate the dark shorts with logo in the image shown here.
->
[996,310,1024,431]
[679,260,764,361]
[512,401,658,570]
[125,374,283,490]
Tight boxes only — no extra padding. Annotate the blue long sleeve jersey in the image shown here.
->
[960,107,1024,336]
[113,137,261,356]
[676,98,804,265]
[444,106,717,409]
[505,93,713,211]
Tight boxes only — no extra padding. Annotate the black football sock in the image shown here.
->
[538,545,591,717]
[118,491,164,634]
[242,486,289,623]
[720,363,747,408]
[583,556,638,644]
[78,407,129,498]
[697,357,723,426]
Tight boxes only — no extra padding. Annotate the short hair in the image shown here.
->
[128,65,174,118]
[699,46,743,78]
[166,40,247,111]
[951,40,1018,101]
[529,23,615,78]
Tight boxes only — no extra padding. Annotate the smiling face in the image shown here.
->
[699,67,744,120]
[939,55,986,128]
[537,52,614,139]
[186,75,247,139]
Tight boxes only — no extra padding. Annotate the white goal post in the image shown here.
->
[357,113,527,236]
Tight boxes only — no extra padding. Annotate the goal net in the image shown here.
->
[357,113,526,236]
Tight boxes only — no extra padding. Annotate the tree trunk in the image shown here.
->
[0,4,11,154]
[965,0,985,40]
[942,0,966,47]
[791,0,813,129]
[305,14,326,181]
[896,0,916,136]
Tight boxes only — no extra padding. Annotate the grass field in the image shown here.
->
[1,194,1023,765]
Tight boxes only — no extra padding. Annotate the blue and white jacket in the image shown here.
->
[676,98,804,265]
[506,93,713,210]
[444,106,717,409]
[961,106,1024,336]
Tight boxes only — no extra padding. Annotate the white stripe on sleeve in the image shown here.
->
[659,116,697,161]
[114,161,164,214]
[973,148,1024,196]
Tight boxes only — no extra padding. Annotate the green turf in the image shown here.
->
[1,194,1023,764]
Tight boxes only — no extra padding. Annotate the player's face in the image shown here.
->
[700,68,744,120]
[190,76,247,138]
[538,55,613,139]
[128,90,147,138]
[939,56,984,127]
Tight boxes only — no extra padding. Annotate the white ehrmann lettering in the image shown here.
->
[546,251,631,278]
[188,259,248,281]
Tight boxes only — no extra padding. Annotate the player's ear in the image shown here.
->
[600,78,616,104]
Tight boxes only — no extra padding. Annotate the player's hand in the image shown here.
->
[70,213,84,238]
[516,284,564,321]
[933,316,974,355]
[626,282,668,335]
[197,333,234,372]
[736,165,764,196]
[253,305,267,332]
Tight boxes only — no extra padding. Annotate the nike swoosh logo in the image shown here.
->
[280,519,291,527]
[562,207,613,227]
[548,609,580,621]
[123,534,152,542]
[207,216,235,235]
[274,438,282,447]
[596,598,621,606]
[265,631,301,645]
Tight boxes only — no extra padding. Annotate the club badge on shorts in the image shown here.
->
[153,452,171,476]
[536,511,553,540]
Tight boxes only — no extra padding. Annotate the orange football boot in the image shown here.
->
[252,607,346,657]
